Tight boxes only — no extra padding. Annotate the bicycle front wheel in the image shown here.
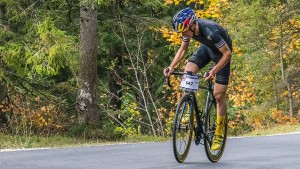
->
[172,93,194,163]
[204,100,228,163]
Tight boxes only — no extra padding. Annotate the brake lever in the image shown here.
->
[163,68,172,88]
[203,72,209,78]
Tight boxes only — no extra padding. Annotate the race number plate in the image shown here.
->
[180,74,200,91]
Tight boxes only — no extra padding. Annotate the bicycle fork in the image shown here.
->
[204,88,216,145]
[190,93,205,145]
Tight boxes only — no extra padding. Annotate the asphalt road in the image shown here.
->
[1,133,300,169]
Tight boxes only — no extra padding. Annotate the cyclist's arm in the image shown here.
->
[211,43,231,73]
[167,41,189,75]
[205,30,232,80]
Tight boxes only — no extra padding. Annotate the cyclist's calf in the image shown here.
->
[213,90,226,103]
[213,83,228,116]
[213,83,227,102]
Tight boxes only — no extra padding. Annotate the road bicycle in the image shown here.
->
[165,70,228,163]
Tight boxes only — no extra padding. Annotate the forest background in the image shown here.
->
[0,0,299,147]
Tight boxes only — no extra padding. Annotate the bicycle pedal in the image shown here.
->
[194,134,202,145]
[195,136,201,145]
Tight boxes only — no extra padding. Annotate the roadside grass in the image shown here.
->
[124,135,170,143]
[0,134,170,150]
[1,124,300,149]
[241,124,300,137]
[0,134,101,149]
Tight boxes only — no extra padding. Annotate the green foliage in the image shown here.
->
[102,120,127,140]
[66,123,120,140]
[1,43,27,76]
[97,0,110,6]
[0,0,299,142]
[80,0,99,8]
[224,1,297,134]
[29,17,78,76]
[67,124,88,138]
[0,0,81,139]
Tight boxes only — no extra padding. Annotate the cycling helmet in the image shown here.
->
[172,7,196,33]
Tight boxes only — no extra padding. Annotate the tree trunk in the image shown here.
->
[137,71,146,113]
[107,0,123,111]
[279,22,294,117]
[0,44,9,125]
[0,84,8,125]
[77,0,99,125]
[273,76,279,110]
[108,47,122,110]
[137,70,146,134]
[287,83,294,117]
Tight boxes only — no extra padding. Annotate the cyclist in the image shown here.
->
[164,7,232,151]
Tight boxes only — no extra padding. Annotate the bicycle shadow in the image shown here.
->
[180,161,232,169]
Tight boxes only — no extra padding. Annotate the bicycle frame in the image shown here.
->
[167,70,227,163]
[167,72,215,142]
[193,80,215,142]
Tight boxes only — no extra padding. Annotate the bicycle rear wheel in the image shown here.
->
[172,93,194,163]
[204,100,228,162]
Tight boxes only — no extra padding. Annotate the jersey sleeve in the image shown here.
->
[206,28,226,49]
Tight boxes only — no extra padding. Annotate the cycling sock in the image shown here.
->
[211,115,225,150]
[215,115,225,136]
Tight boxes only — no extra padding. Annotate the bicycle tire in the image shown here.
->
[172,93,194,163]
[204,100,228,163]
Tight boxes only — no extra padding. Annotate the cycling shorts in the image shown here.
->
[188,45,231,85]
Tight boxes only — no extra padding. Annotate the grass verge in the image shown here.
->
[1,124,300,149]
[0,134,170,150]
[0,134,101,149]
[241,124,300,137]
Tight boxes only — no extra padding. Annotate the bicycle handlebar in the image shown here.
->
[170,72,207,77]
[164,68,209,88]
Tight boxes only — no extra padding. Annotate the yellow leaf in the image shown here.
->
[41,106,46,112]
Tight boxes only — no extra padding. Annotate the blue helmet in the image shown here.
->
[172,7,196,33]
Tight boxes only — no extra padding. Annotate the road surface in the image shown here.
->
[1,133,300,169]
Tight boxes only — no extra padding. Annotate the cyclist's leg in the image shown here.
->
[185,45,211,73]
[214,60,230,116]
[211,61,230,150]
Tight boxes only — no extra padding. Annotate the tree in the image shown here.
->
[275,1,299,117]
[107,46,122,111]
[96,0,171,136]
[76,0,100,125]
[264,1,300,117]
[0,0,80,136]
[106,0,123,111]
[221,0,299,132]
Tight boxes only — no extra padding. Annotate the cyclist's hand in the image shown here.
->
[163,67,173,76]
[205,69,216,81]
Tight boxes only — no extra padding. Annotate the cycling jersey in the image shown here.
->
[185,19,233,85]
[182,19,232,55]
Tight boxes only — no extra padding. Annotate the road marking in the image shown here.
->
[0,148,51,152]
[0,142,142,152]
